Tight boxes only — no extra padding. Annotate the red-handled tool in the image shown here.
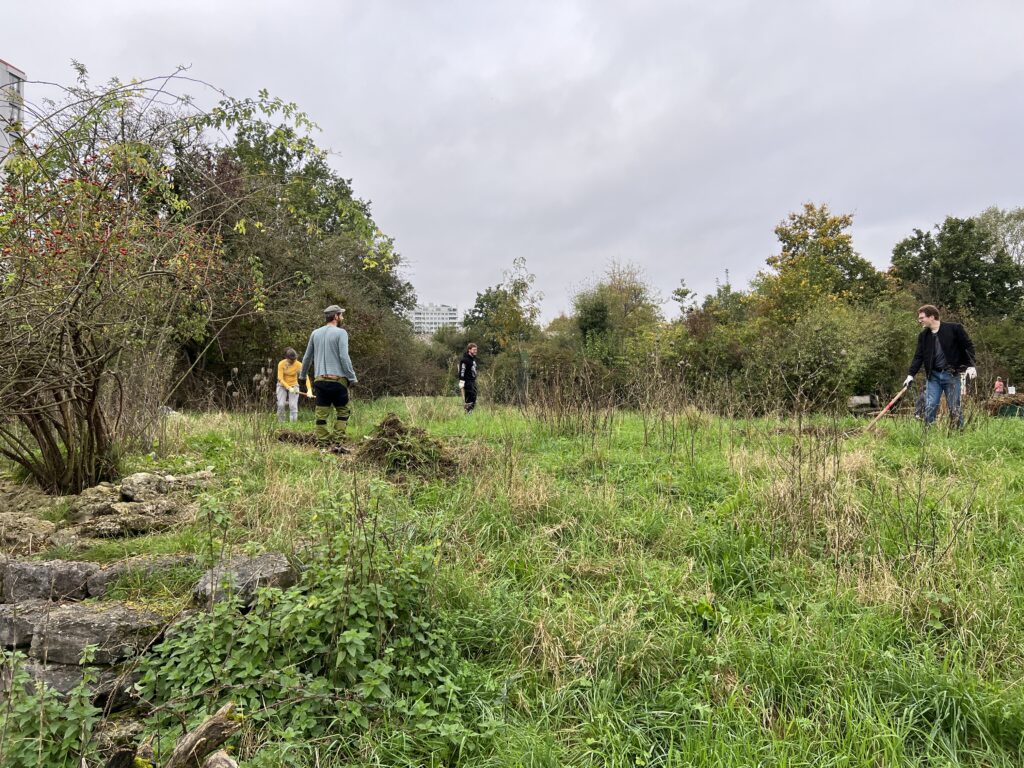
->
[864,384,911,433]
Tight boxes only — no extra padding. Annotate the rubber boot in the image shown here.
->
[334,403,350,441]
[314,405,334,442]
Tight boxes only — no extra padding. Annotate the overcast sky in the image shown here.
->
[4,1,1023,319]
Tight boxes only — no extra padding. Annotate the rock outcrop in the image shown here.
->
[28,602,164,665]
[0,599,50,647]
[1,656,141,711]
[73,498,191,539]
[1,559,100,602]
[120,470,215,503]
[0,513,57,555]
[2,468,213,556]
[193,552,299,608]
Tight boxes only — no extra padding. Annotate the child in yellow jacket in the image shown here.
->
[276,348,303,422]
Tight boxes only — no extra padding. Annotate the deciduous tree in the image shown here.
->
[891,216,1024,317]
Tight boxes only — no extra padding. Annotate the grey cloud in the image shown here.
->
[5,0,1023,319]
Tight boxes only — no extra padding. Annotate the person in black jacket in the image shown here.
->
[458,343,478,413]
[903,305,976,426]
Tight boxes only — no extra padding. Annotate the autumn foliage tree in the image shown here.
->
[0,72,284,492]
[0,180,224,491]
[753,203,888,322]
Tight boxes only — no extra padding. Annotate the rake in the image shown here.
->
[862,383,911,433]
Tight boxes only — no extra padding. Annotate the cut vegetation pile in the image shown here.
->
[984,393,1024,415]
[357,412,457,478]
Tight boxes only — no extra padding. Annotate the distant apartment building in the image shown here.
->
[1,58,26,164]
[409,303,459,334]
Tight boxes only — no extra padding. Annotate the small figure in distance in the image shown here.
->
[300,304,358,442]
[459,343,479,414]
[276,347,302,423]
[994,377,1006,396]
[902,305,976,428]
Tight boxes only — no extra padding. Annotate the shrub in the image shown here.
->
[137,505,484,762]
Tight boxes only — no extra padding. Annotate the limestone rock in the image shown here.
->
[0,599,50,647]
[204,750,240,768]
[194,553,298,608]
[1,656,84,697]
[119,469,213,502]
[0,512,56,555]
[60,471,211,537]
[29,602,164,665]
[119,472,173,502]
[73,498,190,538]
[176,468,216,488]
[66,483,119,523]
[44,528,87,553]
[1,558,99,602]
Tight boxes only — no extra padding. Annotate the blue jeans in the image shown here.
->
[925,370,962,426]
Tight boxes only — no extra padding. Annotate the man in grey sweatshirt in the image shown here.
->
[300,304,358,442]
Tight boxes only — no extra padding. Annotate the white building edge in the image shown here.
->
[408,303,460,335]
[1,58,26,165]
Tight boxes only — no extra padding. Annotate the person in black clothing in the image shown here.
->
[903,305,976,426]
[458,343,478,413]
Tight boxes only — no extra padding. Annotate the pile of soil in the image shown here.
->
[276,430,351,454]
[357,413,457,478]
[984,393,1024,416]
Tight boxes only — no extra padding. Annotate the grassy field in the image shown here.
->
[26,397,1024,766]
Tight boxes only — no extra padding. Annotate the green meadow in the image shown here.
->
[10,398,1024,767]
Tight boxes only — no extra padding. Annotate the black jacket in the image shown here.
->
[908,322,976,377]
[458,353,478,384]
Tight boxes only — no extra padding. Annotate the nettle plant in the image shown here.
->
[0,650,103,768]
[137,502,483,760]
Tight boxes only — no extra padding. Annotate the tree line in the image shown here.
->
[442,203,1023,412]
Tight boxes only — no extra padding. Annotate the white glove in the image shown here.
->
[965,367,977,380]
[289,386,299,394]
[458,381,465,389]
[902,375,914,388]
